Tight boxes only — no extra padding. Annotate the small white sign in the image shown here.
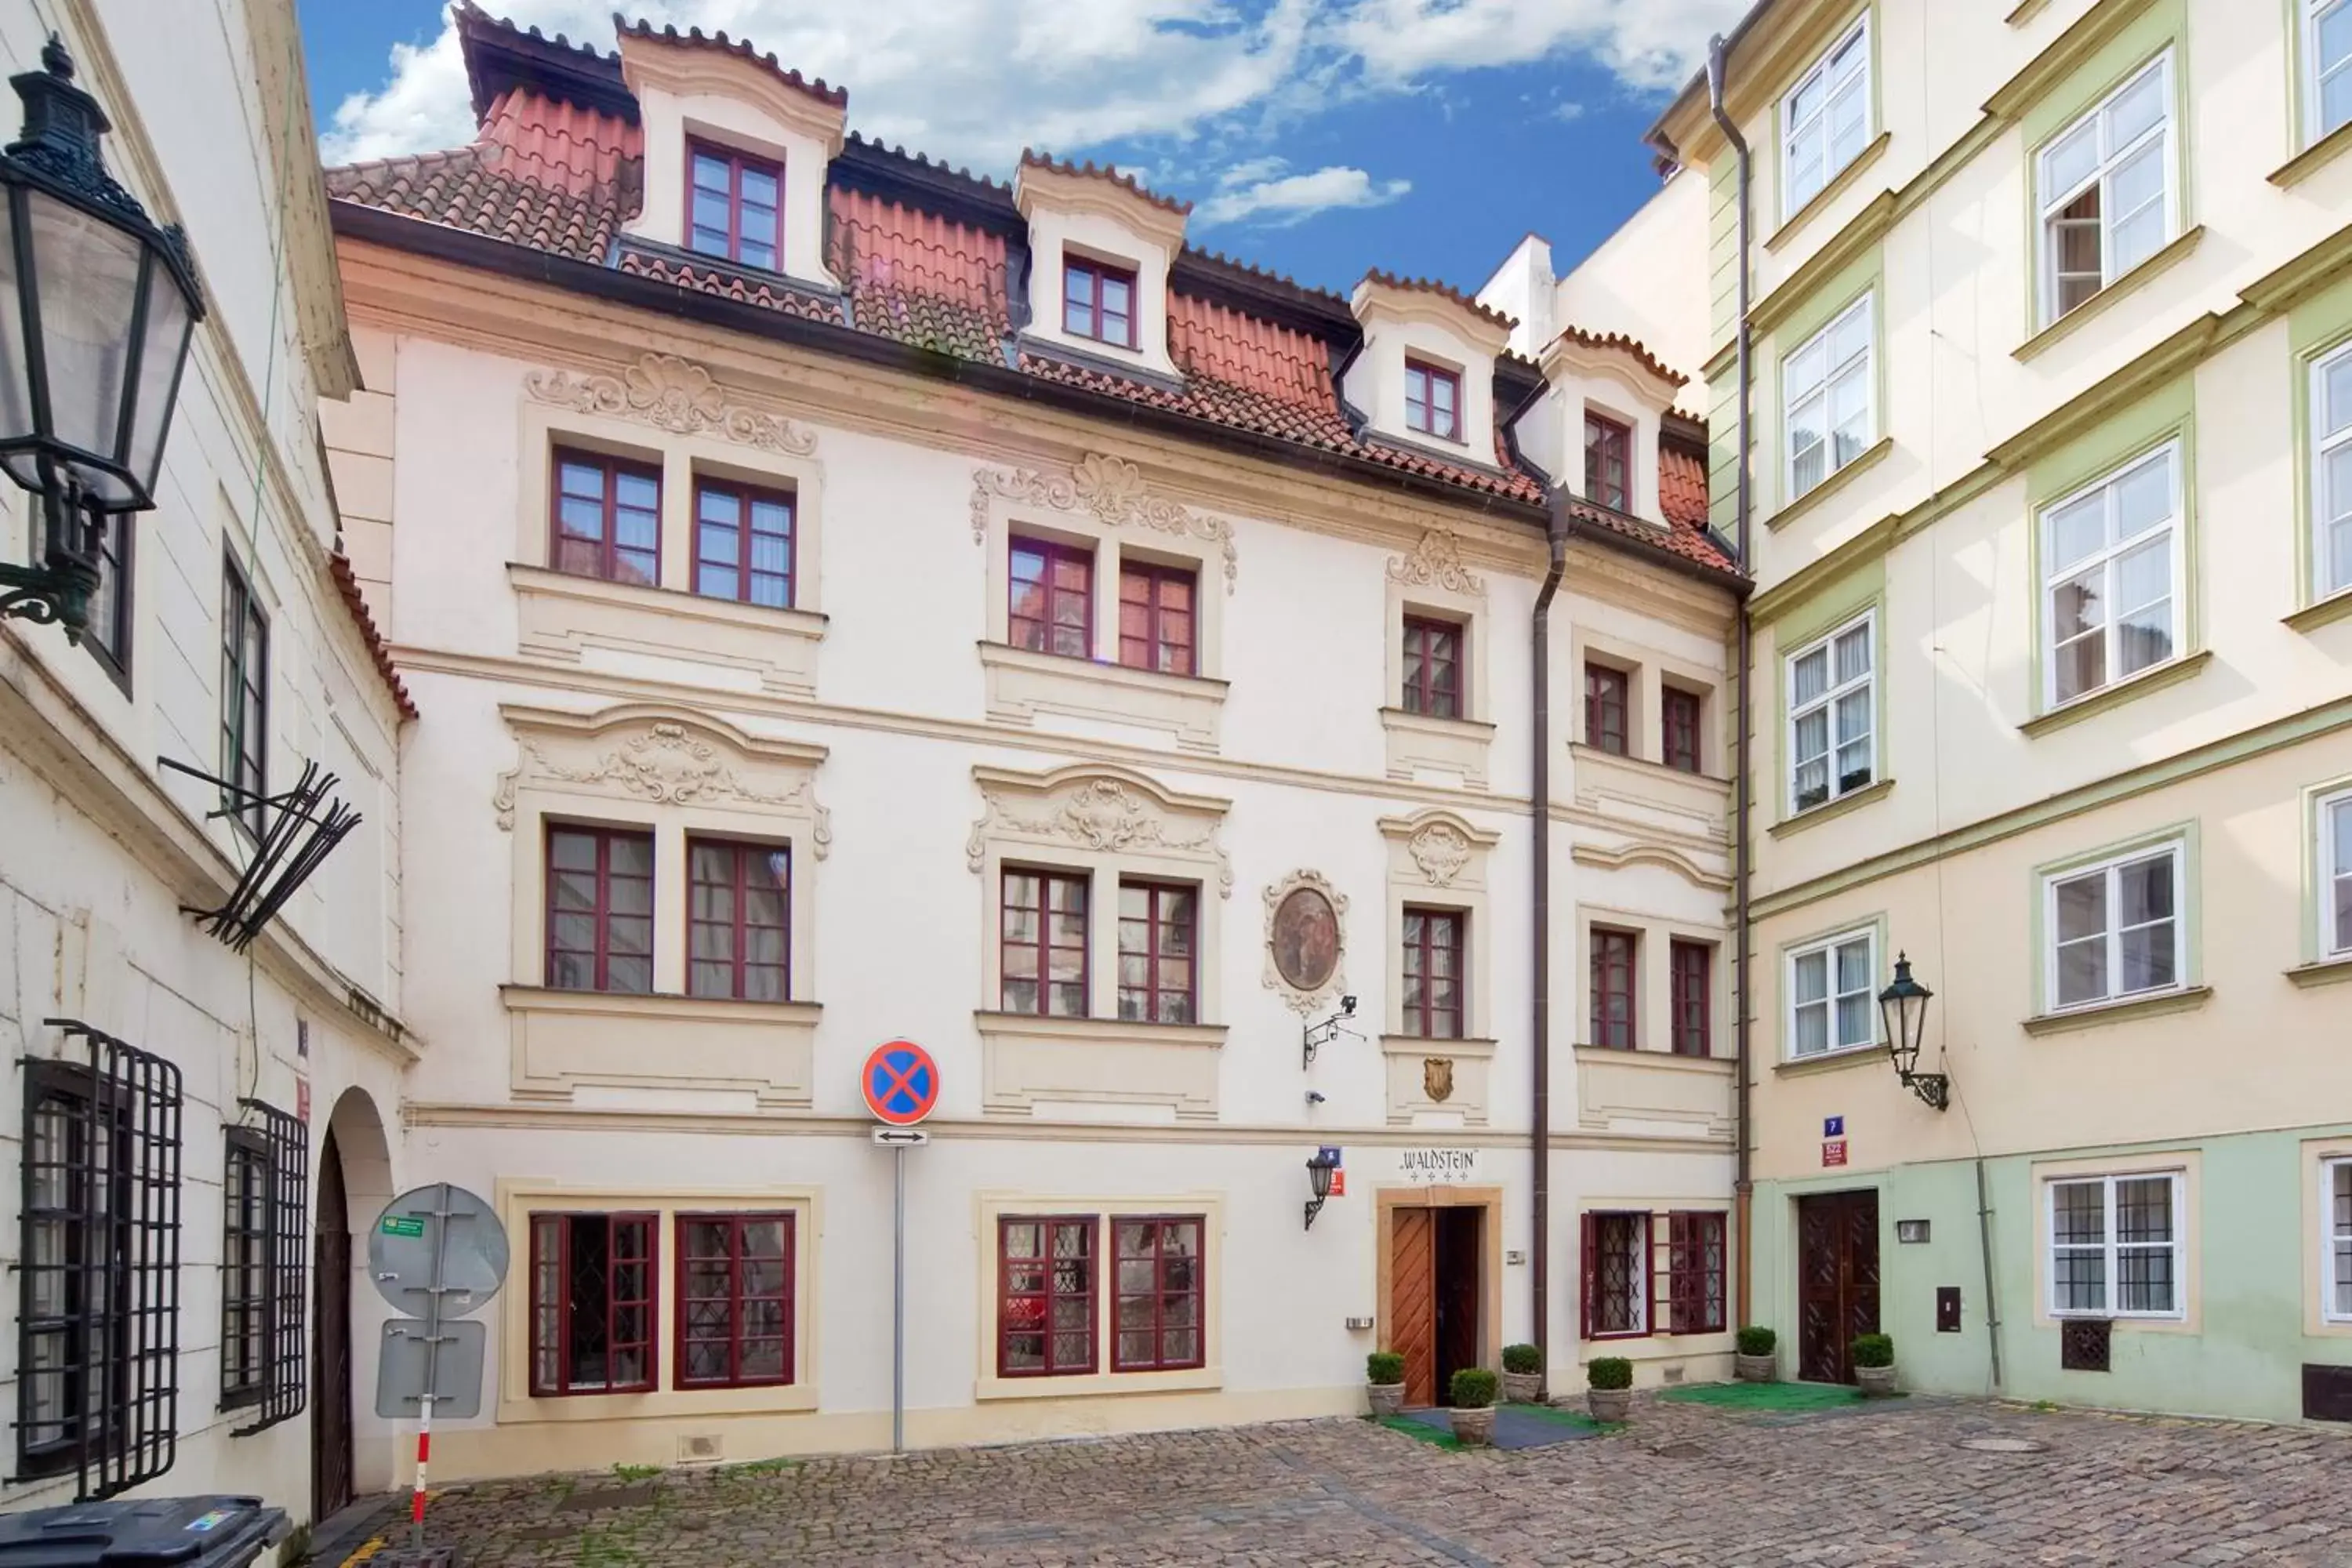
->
[871,1127,930,1146]
[1399,1148,1477,1183]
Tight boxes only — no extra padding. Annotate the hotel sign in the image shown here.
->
[1399,1148,1477,1183]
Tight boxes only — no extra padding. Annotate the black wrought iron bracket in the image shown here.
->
[158,757,361,953]
[1895,1062,1951,1112]
[1302,1007,1359,1070]
[1304,1193,1329,1232]
[0,479,99,639]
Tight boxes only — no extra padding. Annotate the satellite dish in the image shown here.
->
[368,1183,510,1319]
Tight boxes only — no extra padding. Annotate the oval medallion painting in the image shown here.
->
[1271,886,1341,993]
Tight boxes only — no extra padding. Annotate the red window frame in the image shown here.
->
[998,1215,1098,1377]
[1117,880,1197,1024]
[1010,535,1094,659]
[1667,1211,1727,1334]
[546,826,655,995]
[686,138,782,270]
[1668,940,1711,1058]
[1591,927,1636,1049]
[1401,906,1465,1040]
[1002,869,1088,1018]
[1117,561,1196,676]
[1585,412,1632,510]
[693,478,795,608]
[551,448,661,586]
[1662,686,1704,773]
[674,1211,794,1389]
[1581,1210,1653,1340]
[1111,1215,1206,1372]
[1585,662,1629,755]
[528,1211,658,1396]
[1405,358,1462,441]
[1062,256,1138,347]
[686,838,790,1003]
[1401,615,1464,719]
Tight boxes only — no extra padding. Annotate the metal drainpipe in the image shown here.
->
[1530,486,1570,1396]
[1708,34,1759,1329]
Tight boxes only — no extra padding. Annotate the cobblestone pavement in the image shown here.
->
[405,1396,2352,1566]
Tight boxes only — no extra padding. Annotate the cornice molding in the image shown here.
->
[1749,190,1895,338]
[1983,0,2164,123]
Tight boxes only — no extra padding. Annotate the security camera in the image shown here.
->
[1305,1090,1327,1105]
[1340,994,1357,1016]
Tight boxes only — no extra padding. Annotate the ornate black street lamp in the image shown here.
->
[1878,950,1948,1111]
[0,38,203,641]
[1303,1147,1340,1231]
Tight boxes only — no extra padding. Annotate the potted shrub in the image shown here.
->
[1734,1325,1777,1383]
[1852,1333,1896,1397]
[1585,1356,1633,1423]
[1365,1350,1406,1417]
[1500,1343,1542,1404]
[1449,1367,1498,1446]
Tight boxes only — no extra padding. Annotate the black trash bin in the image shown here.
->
[0,1496,288,1567]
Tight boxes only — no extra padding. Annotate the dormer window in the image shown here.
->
[1063,256,1137,349]
[1405,360,1461,441]
[688,140,782,270]
[1585,412,1632,510]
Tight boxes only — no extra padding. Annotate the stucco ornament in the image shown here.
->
[1406,821,1473,887]
[524,353,818,454]
[970,452,1240,590]
[495,721,831,857]
[1261,869,1348,1016]
[966,769,1232,897]
[1423,1057,1455,1104]
[1385,528,1487,597]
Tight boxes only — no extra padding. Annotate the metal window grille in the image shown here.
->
[2060,1316,2111,1372]
[1667,1211,1727,1334]
[1580,1210,1650,1338]
[223,1102,306,1434]
[16,1019,183,1501]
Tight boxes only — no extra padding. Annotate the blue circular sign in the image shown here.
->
[862,1040,939,1127]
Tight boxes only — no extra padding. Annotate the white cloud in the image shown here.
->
[1196,162,1412,227]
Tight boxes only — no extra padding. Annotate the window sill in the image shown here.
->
[2286,953,2352,989]
[2269,118,2352,188]
[1766,132,1893,254]
[508,562,826,696]
[1384,1033,1498,1058]
[2013,226,2206,364]
[1572,1044,1733,1073]
[975,1011,1226,1122]
[2021,984,2212,1037]
[2004,0,2053,22]
[979,641,1227,753]
[2285,588,2352,635]
[1766,437,1893,533]
[1773,1043,1886,1077]
[976,1364,1222,1403]
[2019,650,2211,739]
[1380,706,1496,789]
[1769,776,1894,839]
[503,1379,820,1424]
[499,985,821,1107]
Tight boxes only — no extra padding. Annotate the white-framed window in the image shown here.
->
[1782,16,1871,218]
[2037,52,2173,325]
[2048,1172,2183,1319]
[2322,788,2352,958]
[2313,342,2352,601]
[2309,0,2352,145]
[1787,612,1874,815]
[1788,926,1875,1058]
[1784,296,1873,502]
[2040,441,2180,710]
[2325,1156,2352,1323]
[2044,840,2184,1012]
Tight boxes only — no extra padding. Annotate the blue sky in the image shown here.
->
[298,1,1740,300]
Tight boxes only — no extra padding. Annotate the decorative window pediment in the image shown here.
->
[970,452,1236,592]
[964,764,1229,896]
[495,704,828,845]
[525,353,818,456]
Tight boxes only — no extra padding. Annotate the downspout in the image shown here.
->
[1530,485,1570,1396]
[1707,34,1759,1330]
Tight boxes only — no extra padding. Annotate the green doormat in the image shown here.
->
[1658,1381,1865,1410]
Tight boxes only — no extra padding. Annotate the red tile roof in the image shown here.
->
[1542,324,1689,389]
[325,143,624,262]
[1659,442,1710,531]
[478,89,639,194]
[1017,151,1192,216]
[329,549,417,720]
[613,16,848,109]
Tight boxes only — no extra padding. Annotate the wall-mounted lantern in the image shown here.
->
[1878,951,1948,1112]
[0,38,203,642]
[1303,1147,1341,1231]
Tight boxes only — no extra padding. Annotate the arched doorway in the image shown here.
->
[311,1131,353,1520]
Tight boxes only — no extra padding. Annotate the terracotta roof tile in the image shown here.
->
[1018,151,1191,216]
[325,144,623,262]
[829,187,1010,359]
[1359,267,1514,331]
[329,549,417,720]
[1543,324,1688,388]
[613,15,848,108]
[1659,442,1710,532]
[615,248,848,325]
[478,89,640,195]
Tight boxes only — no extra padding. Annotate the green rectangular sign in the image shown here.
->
[380,1214,426,1238]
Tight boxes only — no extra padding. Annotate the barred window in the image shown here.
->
[2048,1172,2183,1319]
[677,1213,793,1388]
[998,1216,1095,1377]
[1111,1217,1204,1372]
[1581,1210,1650,1338]
[219,1104,307,1432]
[1668,1211,1727,1334]
[529,1212,658,1395]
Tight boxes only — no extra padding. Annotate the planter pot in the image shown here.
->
[1500,1370,1541,1404]
[1586,1388,1632,1424]
[1450,1405,1497,1446]
[1734,1352,1777,1384]
[1856,1364,1897,1398]
[1367,1382,1406,1417]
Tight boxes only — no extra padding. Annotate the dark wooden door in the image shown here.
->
[311,1131,354,1521]
[1390,1207,1436,1406]
[1796,1189,1880,1384]
[1434,1207,1481,1405]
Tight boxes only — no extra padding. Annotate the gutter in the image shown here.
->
[1707,34,1759,1332]
[1645,0,1777,167]
[1530,485,1570,1397]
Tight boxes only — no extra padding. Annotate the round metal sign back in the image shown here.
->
[368,1182,510,1319]
[862,1040,940,1127]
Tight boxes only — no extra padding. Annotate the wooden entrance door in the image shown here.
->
[1390,1207,1438,1406]
[311,1131,354,1521]
[1796,1189,1880,1384]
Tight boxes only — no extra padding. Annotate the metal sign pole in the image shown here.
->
[892,1141,906,1455]
[411,1182,453,1552]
